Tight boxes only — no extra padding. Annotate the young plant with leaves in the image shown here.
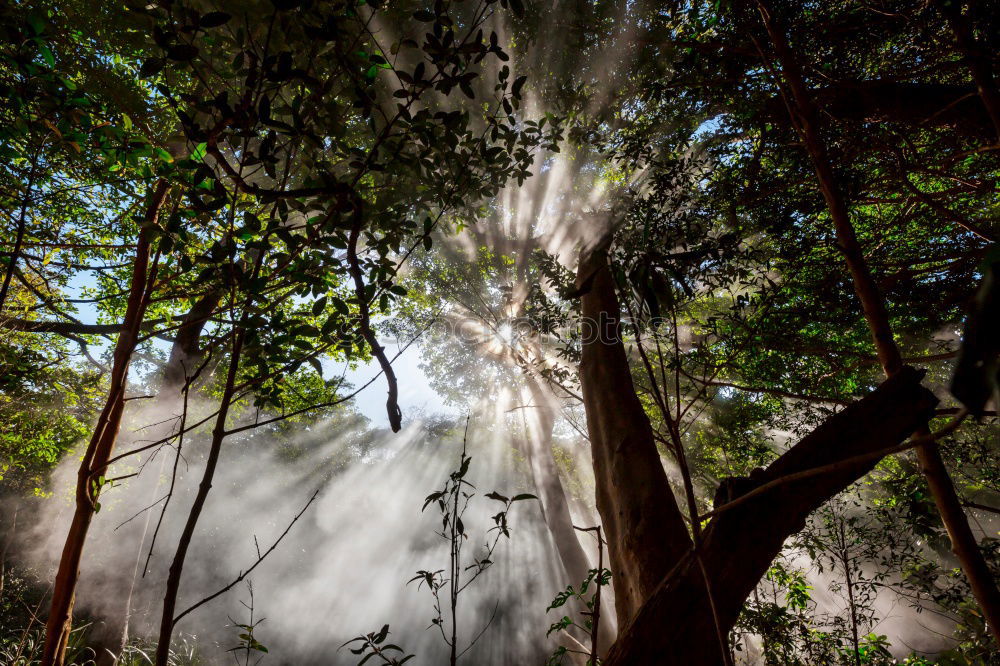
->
[341,625,415,666]
[545,526,611,666]
[410,422,536,665]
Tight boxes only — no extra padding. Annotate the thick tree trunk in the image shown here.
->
[41,180,169,666]
[574,233,937,663]
[755,0,1000,642]
[576,246,692,627]
[604,366,937,665]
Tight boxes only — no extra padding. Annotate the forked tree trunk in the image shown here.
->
[755,0,1000,642]
[576,246,938,664]
[602,365,937,664]
[41,180,170,666]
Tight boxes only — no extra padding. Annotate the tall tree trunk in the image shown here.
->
[576,245,693,627]
[522,376,594,593]
[755,0,1000,642]
[89,289,222,666]
[41,180,170,666]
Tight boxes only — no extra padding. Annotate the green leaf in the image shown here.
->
[200,11,232,27]
[139,58,166,78]
[332,297,350,315]
[38,44,55,67]
[511,75,527,98]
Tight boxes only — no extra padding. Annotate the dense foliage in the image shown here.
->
[1,1,998,665]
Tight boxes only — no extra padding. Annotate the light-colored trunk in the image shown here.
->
[521,374,617,649]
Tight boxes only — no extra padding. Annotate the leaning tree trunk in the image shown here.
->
[754,0,1000,642]
[575,245,938,663]
[41,180,169,666]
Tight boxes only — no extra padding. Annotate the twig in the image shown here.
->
[172,488,320,624]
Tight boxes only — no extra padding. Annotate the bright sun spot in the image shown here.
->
[497,323,515,346]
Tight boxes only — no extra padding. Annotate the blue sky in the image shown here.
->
[342,342,455,427]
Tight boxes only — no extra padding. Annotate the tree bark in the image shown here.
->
[604,366,937,665]
[755,0,1000,644]
[576,245,692,627]
[41,180,169,666]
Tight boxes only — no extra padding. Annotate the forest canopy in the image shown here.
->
[1,0,998,664]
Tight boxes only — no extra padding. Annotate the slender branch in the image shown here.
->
[346,206,401,432]
[172,489,319,625]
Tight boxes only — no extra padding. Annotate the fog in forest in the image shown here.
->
[2,1,999,665]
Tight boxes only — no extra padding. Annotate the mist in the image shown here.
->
[18,385,583,664]
[3,1,999,664]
